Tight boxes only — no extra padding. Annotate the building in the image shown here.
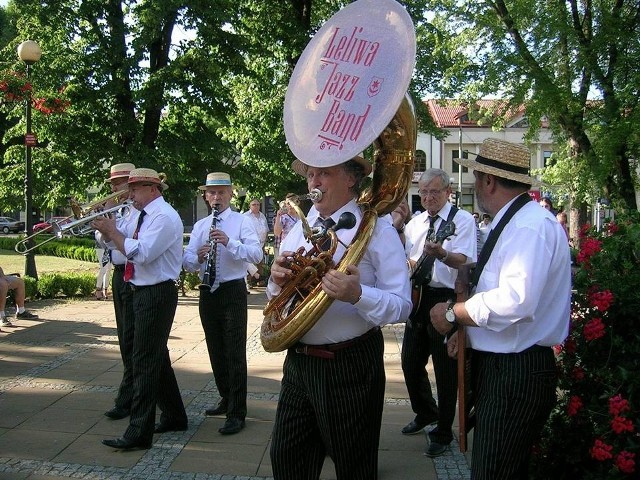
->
[410,99,554,213]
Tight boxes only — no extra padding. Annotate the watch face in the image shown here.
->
[445,307,456,323]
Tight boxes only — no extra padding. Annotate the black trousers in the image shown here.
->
[123,281,187,443]
[401,287,457,444]
[111,265,134,410]
[471,346,558,480]
[271,329,385,480]
[199,278,248,419]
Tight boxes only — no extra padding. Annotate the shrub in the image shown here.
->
[531,212,640,479]
[35,272,96,298]
[183,271,201,290]
[23,275,37,299]
[37,273,63,298]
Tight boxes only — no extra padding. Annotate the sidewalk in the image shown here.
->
[0,289,471,479]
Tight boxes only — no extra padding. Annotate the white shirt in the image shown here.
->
[183,207,263,283]
[405,203,477,289]
[114,196,183,286]
[465,198,571,353]
[243,210,269,246]
[267,199,412,344]
[96,207,140,266]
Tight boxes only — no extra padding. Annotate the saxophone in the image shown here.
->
[198,204,221,292]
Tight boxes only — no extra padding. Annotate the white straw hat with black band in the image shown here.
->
[454,138,541,186]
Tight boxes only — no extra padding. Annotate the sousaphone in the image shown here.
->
[261,0,417,352]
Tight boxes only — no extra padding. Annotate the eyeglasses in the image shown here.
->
[418,188,447,197]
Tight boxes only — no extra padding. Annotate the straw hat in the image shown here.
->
[198,172,233,191]
[454,138,541,186]
[127,168,169,191]
[291,155,372,177]
[105,163,135,182]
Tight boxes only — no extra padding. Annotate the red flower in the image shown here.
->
[563,337,578,354]
[606,221,620,235]
[579,223,592,238]
[590,439,614,461]
[611,416,634,434]
[615,451,636,474]
[576,237,602,265]
[568,395,584,416]
[609,394,631,416]
[583,317,606,341]
[571,366,585,381]
[589,290,615,312]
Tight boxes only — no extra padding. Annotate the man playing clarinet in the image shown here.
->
[182,172,262,435]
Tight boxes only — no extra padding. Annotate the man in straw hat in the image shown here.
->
[430,138,571,478]
[268,156,411,478]
[97,162,138,421]
[183,172,262,435]
[93,168,188,450]
[400,168,477,458]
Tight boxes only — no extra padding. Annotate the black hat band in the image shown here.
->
[476,155,530,175]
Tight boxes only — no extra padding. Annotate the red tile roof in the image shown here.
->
[425,99,527,128]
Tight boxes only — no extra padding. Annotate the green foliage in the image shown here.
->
[36,272,95,299]
[22,274,37,299]
[531,213,640,479]
[0,235,96,262]
[183,271,201,290]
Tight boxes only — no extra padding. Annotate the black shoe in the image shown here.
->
[102,437,151,450]
[154,421,188,434]
[104,406,130,420]
[402,418,435,435]
[205,399,228,416]
[218,417,245,435]
[16,310,38,320]
[424,441,448,457]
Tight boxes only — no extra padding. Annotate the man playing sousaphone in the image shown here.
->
[268,155,411,478]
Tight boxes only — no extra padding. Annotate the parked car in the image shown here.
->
[0,216,25,234]
[33,216,71,233]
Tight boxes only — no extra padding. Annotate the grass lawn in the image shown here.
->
[0,249,97,276]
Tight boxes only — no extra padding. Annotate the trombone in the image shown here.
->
[14,190,129,255]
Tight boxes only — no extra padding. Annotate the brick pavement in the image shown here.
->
[0,289,471,479]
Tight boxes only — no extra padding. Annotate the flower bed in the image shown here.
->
[531,212,640,479]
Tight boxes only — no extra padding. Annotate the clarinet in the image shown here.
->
[198,204,221,292]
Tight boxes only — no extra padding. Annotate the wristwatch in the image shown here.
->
[445,301,457,324]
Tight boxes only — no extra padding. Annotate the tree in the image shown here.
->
[0,0,248,211]
[413,0,639,234]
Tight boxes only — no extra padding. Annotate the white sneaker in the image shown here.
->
[1,318,14,327]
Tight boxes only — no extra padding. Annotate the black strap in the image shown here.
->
[471,193,531,287]
[410,205,458,286]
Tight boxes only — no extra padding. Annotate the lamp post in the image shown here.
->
[17,40,42,280]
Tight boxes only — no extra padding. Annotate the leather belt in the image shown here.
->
[294,327,380,360]
[129,279,175,291]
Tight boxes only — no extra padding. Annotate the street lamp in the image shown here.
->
[17,40,42,280]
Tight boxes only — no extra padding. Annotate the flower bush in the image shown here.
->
[531,212,640,479]
[0,71,32,102]
[33,89,70,115]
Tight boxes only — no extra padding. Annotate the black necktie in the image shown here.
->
[318,217,335,251]
[425,215,437,249]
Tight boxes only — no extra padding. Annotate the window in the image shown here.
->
[414,149,427,172]
[543,150,554,167]
[451,149,469,173]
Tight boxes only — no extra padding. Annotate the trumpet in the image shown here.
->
[14,196,131,255]
[53,201,132,238]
